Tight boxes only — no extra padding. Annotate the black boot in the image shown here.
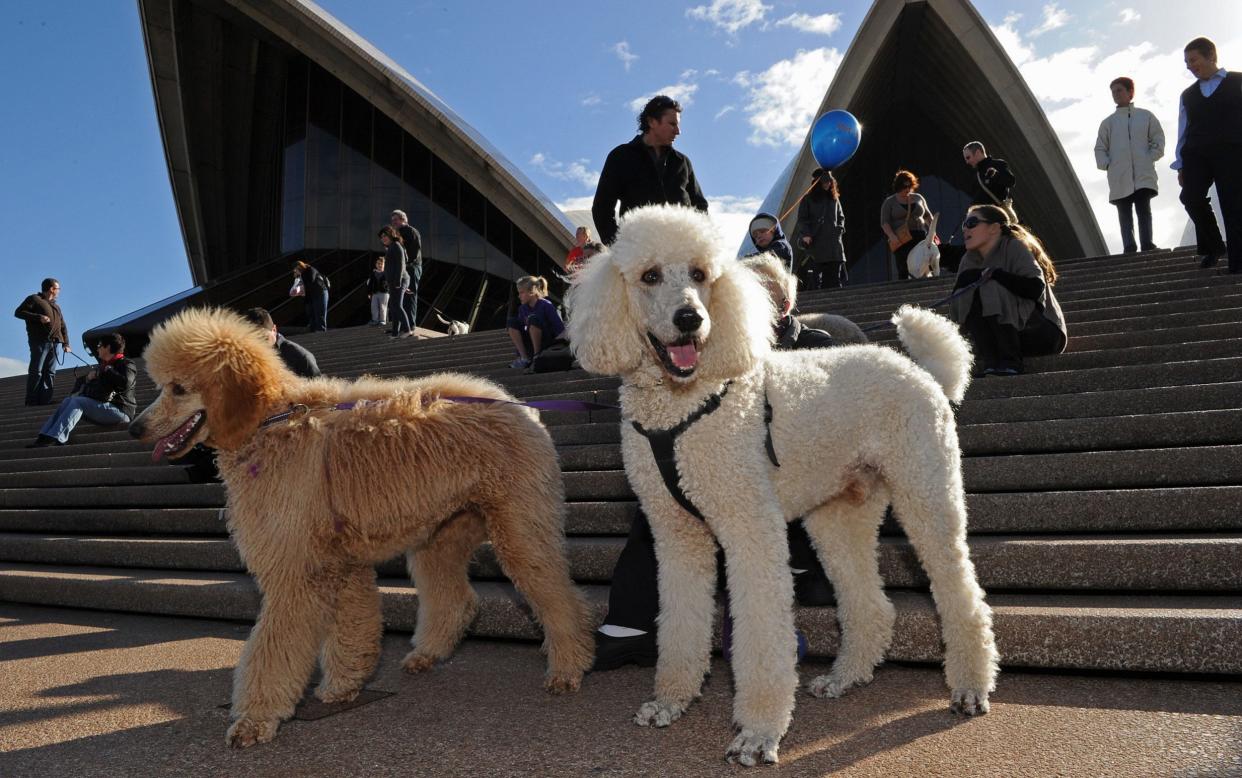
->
[591,631,657,672]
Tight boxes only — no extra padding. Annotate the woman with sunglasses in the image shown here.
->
[948,205,1067,376]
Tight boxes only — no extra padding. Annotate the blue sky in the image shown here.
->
[0,0,1234,376]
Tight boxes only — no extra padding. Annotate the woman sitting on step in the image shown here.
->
[948,204,1068,376]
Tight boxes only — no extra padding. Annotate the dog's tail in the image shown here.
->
[892,305,972,404]
[435,313,451,326]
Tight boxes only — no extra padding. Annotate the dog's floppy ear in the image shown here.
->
[697,255,774,381]
[198,317,289,450]
[566,251,646,376]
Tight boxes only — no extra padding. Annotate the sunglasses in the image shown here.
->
[962,216,996,229]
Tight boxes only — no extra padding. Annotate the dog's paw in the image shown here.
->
[634,699,686,728]
[725,728,780,766]
[401,651,437,674]
[225,717,279,749]
[314,681,362,705]
[805,670,871,699]
[950,687,990,716]
[545,670,582,694]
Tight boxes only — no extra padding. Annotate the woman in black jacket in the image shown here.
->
[794,169,847,289]
[292,260,330,332]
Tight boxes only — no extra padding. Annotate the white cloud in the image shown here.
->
[581,94,602,107]
[708,195,765,250]
[628,82,699,112]
[988,19,1242,251]
[1118,8,1140,25]
[735,47,843,147]
[715,105,736,120]
[530,153,600,189]
[1029,3,1070,37]
[686,0,771,35]
[773,12,842,36]
[0,356,24,378]
[613,41,638,71]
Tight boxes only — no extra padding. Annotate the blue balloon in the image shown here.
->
[810,110,861,170]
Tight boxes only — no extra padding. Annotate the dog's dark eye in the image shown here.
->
[171,384,186,396]
[641,268,662,285]
[690,268,706,283]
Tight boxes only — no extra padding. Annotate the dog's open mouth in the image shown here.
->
[152,410,206,463]
[648,332,700,378]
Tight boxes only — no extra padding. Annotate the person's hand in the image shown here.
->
[39,315,50,324]
[801,236,812,246]
[63,344,72,353]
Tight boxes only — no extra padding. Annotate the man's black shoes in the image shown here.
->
[1199,253,1221,269]
[592,631,657,672]
[26,435,59,448]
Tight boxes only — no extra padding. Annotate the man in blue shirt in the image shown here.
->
[1173,36,1242,272]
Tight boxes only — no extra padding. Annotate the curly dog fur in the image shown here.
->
[130,308,593,748]
[567,205,998,766]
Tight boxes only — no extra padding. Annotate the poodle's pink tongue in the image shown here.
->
[667,343,699,369]
[151,412,203,463]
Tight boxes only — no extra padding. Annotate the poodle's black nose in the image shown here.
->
[128,419,145,438]
[673,308,703,334]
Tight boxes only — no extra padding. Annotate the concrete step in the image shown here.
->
[0,563,1236,673]
[549,408,1242,454]
[2,532,1237,592]
[960,382,1242,424]
[2,485,1237,537]
[965,356,1242,400]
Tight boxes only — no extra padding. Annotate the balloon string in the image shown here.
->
[777,177,821,224]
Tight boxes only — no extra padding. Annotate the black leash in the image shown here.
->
[858,277,988,334]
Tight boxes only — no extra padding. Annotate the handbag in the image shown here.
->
[887,196,916,252]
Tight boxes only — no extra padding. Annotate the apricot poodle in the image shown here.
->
[130,308,592,748]
[567,205,998,766]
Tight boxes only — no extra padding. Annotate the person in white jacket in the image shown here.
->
[1095,76,1166,253]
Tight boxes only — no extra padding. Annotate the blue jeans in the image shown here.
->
[26,337,58,405]
[1114,188,1156,253]
[39,396,130,443]
[388,284,411,334]
[305,286,329,331]
[402,263,422,330]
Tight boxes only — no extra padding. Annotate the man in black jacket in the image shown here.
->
[243,307,321,379]
[591,95,709,245]
[14,277,72,406]
[29,332,135,447]
[390,210,424,327]
[963,141,1016,210]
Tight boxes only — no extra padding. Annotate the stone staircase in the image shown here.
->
[1,247,1239,675]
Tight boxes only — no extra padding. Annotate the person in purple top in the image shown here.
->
[506,275,565,369]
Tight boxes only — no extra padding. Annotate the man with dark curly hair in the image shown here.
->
[591,95,709,246]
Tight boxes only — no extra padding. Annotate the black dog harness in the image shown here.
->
[630,381,780,521]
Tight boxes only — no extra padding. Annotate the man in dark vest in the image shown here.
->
[591,95,709,246]
[963,141,1016,211]
[14,278,71,405]
[1173,36,1242,273]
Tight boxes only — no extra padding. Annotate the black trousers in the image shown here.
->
[602,509,831,632]
[961,296,1065,373]
[801,262,846,291]
[1180,144,1242,271]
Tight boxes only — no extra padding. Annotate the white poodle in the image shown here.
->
[566,205,998,766]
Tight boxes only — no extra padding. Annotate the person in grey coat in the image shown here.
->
[793,169,847,289]
[1095,76,1165,253]
[379,226,412,338]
